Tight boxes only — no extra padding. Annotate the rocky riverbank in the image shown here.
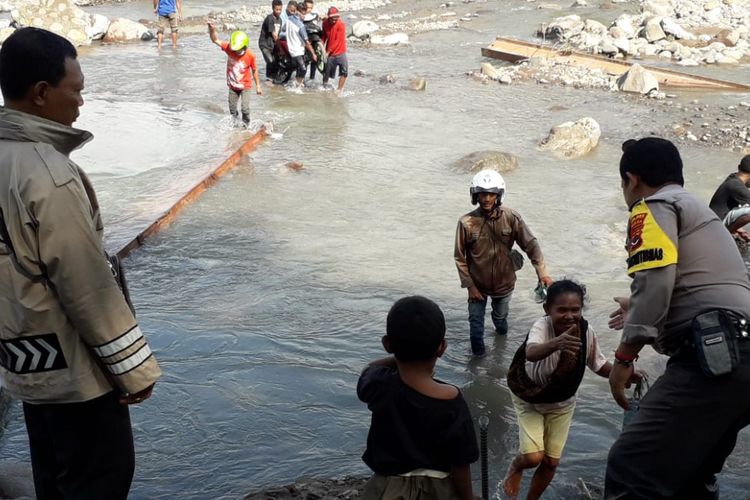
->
[244,477,368,500]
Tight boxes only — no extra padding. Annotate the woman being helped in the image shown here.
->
[502,280,642,499]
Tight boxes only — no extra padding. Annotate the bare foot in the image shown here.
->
[502,463,523,499]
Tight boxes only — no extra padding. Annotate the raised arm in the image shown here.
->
[207,22,222,47]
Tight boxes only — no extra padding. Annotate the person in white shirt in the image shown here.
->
[502,280,642,499]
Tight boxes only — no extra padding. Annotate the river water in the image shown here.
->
[2,0,750,498]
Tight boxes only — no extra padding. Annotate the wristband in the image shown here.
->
[614,351,638,366]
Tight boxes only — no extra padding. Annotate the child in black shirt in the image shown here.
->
[357,296,479,500]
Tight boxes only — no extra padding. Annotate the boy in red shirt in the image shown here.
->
[322,7,347,93]
[207,23,263,126]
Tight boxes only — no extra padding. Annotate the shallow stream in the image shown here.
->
[2,0,750,498]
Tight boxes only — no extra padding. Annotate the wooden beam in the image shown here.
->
[482,36,750,91]
[116,128,267,260]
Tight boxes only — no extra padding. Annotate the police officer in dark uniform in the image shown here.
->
[605,138,750,499]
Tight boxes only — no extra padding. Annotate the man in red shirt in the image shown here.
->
[208,23,263,127]
[322,7,347,93]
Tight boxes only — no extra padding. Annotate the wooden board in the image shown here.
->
[116,128,267,259]
[482,36,750,91]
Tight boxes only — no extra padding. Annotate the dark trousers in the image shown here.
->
[605,343,750,499]
[23,391,135,500]
[260,46,276,79]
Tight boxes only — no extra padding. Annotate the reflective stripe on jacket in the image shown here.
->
[0,107,161,403]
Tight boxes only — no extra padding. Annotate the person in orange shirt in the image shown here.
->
[207,23,263,127]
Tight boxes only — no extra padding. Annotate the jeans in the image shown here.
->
[228,88,251,124]
[468,292,511,355]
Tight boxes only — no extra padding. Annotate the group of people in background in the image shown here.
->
[151,0,349,126]
[213,0,348,126]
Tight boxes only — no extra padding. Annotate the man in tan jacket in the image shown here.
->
[0,28,161,499]
[455,170,552,356]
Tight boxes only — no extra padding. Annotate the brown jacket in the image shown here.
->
[0,107,161,404]
[454,206,547,296]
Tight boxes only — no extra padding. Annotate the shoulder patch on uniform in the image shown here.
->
[626,200,678,275]
[34,144,75,187]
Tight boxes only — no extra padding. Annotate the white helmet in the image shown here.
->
[470,169,506,205]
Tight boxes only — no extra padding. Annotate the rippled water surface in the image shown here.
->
[2,0,750,498]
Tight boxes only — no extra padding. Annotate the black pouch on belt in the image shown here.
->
[691,310,740,377]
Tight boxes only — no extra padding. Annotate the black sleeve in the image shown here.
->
[728,179,750,206]
[448,395,480,466]
[357,365,392,404]
[261,16,274,36]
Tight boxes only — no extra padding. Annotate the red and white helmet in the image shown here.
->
[470,170,506,205]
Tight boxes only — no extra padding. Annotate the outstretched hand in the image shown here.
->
[608,296,630,330]
[539,276,554,287]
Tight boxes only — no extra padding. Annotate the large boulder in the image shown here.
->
[541,15,584,41]
[612,14,637,39]
[660,17,696,40]
[617,64,659,94]
[103,18,150,42]
[11,0,93,46]
[454,150,519,173]
[642,17,666,42]
[351,20,378,39]
[86,13,110,41]
[538,117,601,159]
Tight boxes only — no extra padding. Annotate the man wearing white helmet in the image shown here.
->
[207,23,263,126]
[455,170,553,356]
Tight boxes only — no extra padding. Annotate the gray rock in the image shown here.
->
[538,117,601,159]
[643,17,667,42]
[370,33,408,45]
[0,461,35,500]
[499,74,512,84]
[599,39,619,55]
[480,62,501,79]
[617,64,659,94]
[86,13,110,41]
[612,14,637,38]
[11,0,94,46]
[660,17,696,40]
[103,18,150,42]
[351,20,378,38]
[454,150,519,173]
[406,77,426,91]
[379,73,397,84]
[541,14,584,41]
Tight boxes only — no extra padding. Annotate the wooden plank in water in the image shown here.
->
[482,36,750,91]
[116,128,267,259]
